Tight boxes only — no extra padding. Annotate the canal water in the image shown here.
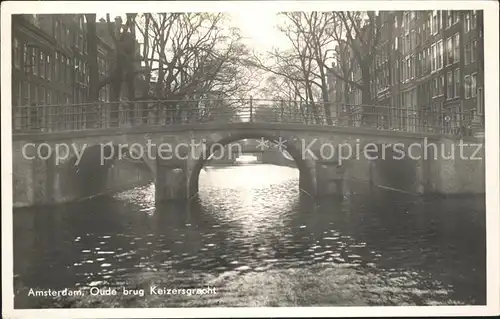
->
[13,165,486,307]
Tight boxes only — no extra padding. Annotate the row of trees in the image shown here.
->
[83,13,258,125]
[81,11,383,126]
[251,11,382,125]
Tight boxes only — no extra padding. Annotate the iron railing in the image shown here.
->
[11,98,481,137]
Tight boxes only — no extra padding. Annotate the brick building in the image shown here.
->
[11,14,142,131]
[328,10,484,135]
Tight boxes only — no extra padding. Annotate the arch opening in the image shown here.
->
[65,144,153,199]
[188,133,314,198]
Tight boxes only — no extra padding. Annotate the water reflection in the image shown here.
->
[13,165,486,307]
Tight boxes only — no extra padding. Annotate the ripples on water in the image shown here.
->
[13,165,486,307]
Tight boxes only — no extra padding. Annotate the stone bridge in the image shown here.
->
[12,121,485,208]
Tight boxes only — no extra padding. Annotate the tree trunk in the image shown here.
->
[109,75,122,127]
[317,61,333,125]
[85,14,99,128]
[125,13,137,125]
[361,67,375,127]
[305,83,320,124]
[321,86,333,125]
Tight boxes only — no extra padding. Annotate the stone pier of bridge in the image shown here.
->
[12,123,486,208]
[154,156,349,201]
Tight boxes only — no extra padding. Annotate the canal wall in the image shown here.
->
[345,137,485,196]
[424,137,485,195]
[12,133,485,208]
[12,141,153,208]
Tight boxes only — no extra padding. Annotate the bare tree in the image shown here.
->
[287,12,337,124]
[257,75,310,121]
[329,11,382,125]
[133,13,256,123]
[84,14,99,127]
[251,12,340,124]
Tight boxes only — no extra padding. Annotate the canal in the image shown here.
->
[13,164,486,307]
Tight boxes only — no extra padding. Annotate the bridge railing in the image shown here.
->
[11,99,478,137]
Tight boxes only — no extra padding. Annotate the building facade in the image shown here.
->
[11,14,142,131]
[328,10,484,135]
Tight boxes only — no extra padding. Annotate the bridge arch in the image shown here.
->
[64,143,153,199]
[186,131,315,198]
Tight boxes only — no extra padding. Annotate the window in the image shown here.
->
[39,51,45,78]
[447,71,453,98]
[465,43,471,65]
[471,73,477,97]
[23,44,29,69]
[54,20,59,41]
[40,86,46,105]
[439,74,444,96]
[471,40,477,63]
[60,55,65,82]
[46,54,51,81]
[431,43,436,71]
[422,18,427,41]
[32,48,38,76]
[464,74,471,99]
[66,29,71,47]
[471,11,477,30]
[405,33,410,54]
[85,64,90,84]
[454,10,460,24]
[54,53,59,81]
[465,12,471,33]
[454,69,460,97]
[12,80,20,108]
[447,11,453,28]
[411,30,416,51]
[438,40,443,69]
[453,33,460,63]
[427,47,431,72]
[13,38,20,69]
[49,90,54,105]
[33,85,38,105]
[82,62,87,85]
[61,26,66,46]
[416,52,421,77]
[408,56,412,79]
[402,59,406,81]
[23,82,30,105]
[66,57,71,82]
[421,50,426,74]
[31,14,40,27]
[432,77,438,97]
[431,11,438,35]
[78,60,85,83]
[407,58,411,81]
[394,15,398,29]
[447,37,453,65]
[477,87,484,114]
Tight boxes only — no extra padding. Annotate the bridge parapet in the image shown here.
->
[11,106,485,207]
[12,99,480,138]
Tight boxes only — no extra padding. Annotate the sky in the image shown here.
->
[229,11,289,51]
[97,11,289,53]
